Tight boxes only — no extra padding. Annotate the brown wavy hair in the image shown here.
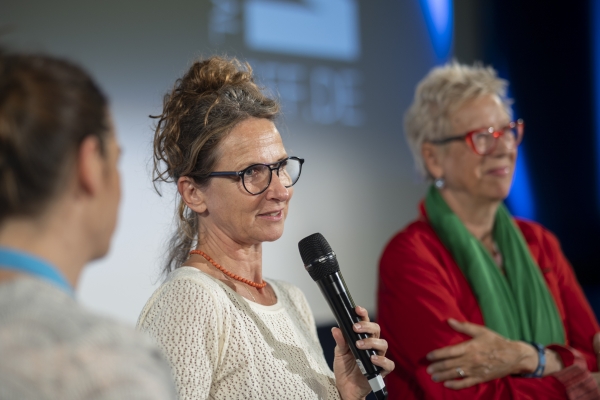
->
[152,56,280,276]
[0,51,108,224]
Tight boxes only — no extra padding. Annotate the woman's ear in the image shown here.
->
[177,176,207,214]
[77,135,104,196]
[421,142,445,180]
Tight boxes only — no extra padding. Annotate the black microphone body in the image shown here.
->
[299,233,388,400]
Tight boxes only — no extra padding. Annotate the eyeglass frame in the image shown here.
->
[428,119,524,156]
[208,156,305,195]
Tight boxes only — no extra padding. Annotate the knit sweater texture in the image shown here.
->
[0,276,176,400]
[137,267,339,400]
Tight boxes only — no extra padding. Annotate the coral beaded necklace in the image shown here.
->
[189,249,267,289]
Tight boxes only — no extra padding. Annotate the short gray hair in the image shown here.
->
[404,62,512,179]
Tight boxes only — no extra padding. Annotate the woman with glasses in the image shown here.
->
[377,62,600,399]
[137,56,394,400]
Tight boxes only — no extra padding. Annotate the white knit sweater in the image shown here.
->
[137,267,340,400]
[0,276,176,400]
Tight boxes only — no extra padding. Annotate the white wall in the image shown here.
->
[2,0,437,326]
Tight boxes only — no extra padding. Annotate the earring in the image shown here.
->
[434,177,445,189]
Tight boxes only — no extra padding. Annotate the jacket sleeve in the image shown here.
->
[378,226,598,399]
[540,227,600,372]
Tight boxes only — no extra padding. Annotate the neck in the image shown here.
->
[0,205,89,289]
[194,228,263,283]
[439,188,500,240]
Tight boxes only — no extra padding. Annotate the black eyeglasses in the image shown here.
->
[208,156,304,195]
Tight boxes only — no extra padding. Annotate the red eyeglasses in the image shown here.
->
[430,119,524,155]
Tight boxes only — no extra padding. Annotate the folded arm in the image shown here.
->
[378,229,599,399]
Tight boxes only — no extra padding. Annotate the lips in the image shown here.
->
[257,210,283,219]
[486,166,510,176]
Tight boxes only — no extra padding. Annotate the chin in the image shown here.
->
[481,182,512,202]
[89,230,114,261]
[258,227,285,243]
[90,244,110,262]
[489,187,510,199]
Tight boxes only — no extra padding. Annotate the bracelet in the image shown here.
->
[521,342,546,378]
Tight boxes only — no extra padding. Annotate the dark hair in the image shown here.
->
[152,56,280,276]
[0,52,109,223]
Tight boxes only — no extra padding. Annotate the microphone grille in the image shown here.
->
[298,233,339,281]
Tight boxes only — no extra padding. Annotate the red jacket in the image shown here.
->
[378,204,600,399]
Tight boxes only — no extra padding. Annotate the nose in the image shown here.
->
[490,131,516,156]
[265,170,290,201]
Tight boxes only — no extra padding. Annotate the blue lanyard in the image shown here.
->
[0,247,74,295]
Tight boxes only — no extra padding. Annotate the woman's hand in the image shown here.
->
[591,332,600,387]
[332,306,395,400]
[426,319,539,389]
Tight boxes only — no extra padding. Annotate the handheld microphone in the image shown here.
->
[298,233,388,400]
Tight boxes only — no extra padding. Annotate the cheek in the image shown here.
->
[446,152,481,180]
[283,190,293,216]
[116,170,122,202]
[507,151,517,174]
[230,196,262,222]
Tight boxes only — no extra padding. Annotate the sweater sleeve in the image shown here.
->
[137,278,222,400]
[378,225,596,400]
[84,336,178,400]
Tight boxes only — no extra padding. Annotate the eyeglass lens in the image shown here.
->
[471,126,522,155]
[242,158,302,194]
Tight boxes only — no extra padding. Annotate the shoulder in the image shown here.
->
[138,268,224,312]
[269,278,305,299]
[269,279,311,312]
[67,316,174,395]
[514,218,560,248]
[514,217,566,268]
[380,218,446,271]
[137,267,227,328]
[163,266,226,290]
[268,279,315,324]
[383,219,439,254]
[0,277,150,345]
[0,278,175,399]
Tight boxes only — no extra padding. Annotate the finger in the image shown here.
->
[356,338,388,356]
[444,376,481,390]
[426,358,463,374]
[447,318,485,338]
[353,321,380,338]
[594,332,600,354]
[426,342,467,361]
[592,372,600,386]
[370,354,395,378]
[355,305,370,322]
[331,327,350,356]
[430,367,466,383]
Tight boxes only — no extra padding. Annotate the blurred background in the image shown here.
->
[2,0,600,372]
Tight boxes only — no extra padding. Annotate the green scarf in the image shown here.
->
[425,186,565,345]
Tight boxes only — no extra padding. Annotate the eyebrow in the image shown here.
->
[467,121,512,132]
[234,155,289,170]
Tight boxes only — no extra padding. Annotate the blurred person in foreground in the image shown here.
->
[377,62,600,399]
[137,56,394,400]
[0,51,176,399]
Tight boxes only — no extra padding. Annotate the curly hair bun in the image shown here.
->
[182,57,255,96]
